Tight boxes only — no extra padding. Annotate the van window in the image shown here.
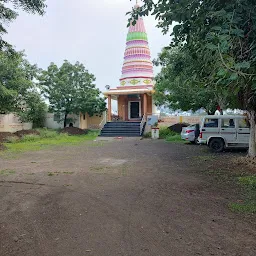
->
[221,119,235,128]
[204,118,218,128]
[238,119,250,128]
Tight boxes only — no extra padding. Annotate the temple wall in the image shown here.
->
[117,94,154,120]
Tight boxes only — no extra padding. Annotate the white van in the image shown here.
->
[199,115,250,152]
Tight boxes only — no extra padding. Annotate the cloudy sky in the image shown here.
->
[4,0,172,93]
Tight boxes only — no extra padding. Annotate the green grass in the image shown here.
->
[143,127,182,142]
[229,175,256,213]
[229,202,256,213]
[0,169,16,176]
[238,176,256,190]
[159,127,178,139]
[1,130,99,155]
[165,134,183,142]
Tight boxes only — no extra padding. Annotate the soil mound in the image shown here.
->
[60,127,88,135]
[0,132,18,142]
[168,123,189,133]
[14,129,40,138]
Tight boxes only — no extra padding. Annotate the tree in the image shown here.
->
[131,0,256,157]
[39,61,106,128]
[153,46,237,114]
[0,0,46,49]
[18,90,47,128]
[0,49,37,113]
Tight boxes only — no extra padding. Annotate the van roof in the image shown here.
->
[203,115,245,119]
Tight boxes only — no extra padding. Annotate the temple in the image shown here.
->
[103,2,157,122]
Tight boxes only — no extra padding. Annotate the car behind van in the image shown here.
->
[198,115,250,152]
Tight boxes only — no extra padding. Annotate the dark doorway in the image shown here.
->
[130,102,140,119]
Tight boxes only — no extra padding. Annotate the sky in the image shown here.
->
[4,0,172,94]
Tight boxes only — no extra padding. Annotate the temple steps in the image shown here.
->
[99,121,141,137]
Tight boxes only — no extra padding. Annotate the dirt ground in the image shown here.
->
[0,138,255,256]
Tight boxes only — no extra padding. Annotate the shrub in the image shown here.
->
[20,134,41,142]
[159,127,178,139]
[166,134,182,142]
[37,128,59,138]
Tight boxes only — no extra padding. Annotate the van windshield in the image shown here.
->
[204,118,218,128]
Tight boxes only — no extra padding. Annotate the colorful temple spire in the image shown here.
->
[119,2,154,88]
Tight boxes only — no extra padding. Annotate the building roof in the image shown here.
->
[103,87,153,96]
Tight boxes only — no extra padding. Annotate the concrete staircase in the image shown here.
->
[99,122,141,137]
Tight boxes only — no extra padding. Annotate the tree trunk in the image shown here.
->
[248,110,256,158]
[64,113,68,128]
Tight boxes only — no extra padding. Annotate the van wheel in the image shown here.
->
[209,138,224,153]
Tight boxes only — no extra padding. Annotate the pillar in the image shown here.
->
[108,95,112,121]
[143,93,147,117]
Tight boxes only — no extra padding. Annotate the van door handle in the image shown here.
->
[221,129,225,130]
[202,129,206,131]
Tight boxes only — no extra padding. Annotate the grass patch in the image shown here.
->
[229,202,256,213]
[166,134,183,143]
[230,175,256,213]
[143,127,182,142]
[63,172,74,175]
[159,127,178,139]
[0,169,16,176]
[1,130,99,155]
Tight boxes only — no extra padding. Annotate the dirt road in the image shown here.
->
[0,138,255,256]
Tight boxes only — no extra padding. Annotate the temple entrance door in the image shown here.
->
[129,101,140,119]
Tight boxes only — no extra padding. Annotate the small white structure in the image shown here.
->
[151,127,159,139]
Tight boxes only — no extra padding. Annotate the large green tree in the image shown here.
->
[131,0,256,157]
[0,49,36,113]
[0,49,46,127]
[0,0,46,49]
[39,61,106,128]
[153,46,237,114]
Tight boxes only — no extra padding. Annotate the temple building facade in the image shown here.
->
[103,2,158,122]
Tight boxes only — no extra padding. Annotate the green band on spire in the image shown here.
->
[126,32,148,42]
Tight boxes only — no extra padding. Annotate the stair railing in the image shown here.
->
[99,111,107,130]
[140,115,146,136]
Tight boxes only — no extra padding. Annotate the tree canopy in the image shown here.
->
[0,49,47,126]
[39,61,106,127]
[132,0,256,156]
[153,46,237,114]
[0,0,46,49]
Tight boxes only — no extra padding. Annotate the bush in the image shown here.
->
[37,128,59,138]
[159,127,178,139]
[20,134,41,142]
[166,134,182,142]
